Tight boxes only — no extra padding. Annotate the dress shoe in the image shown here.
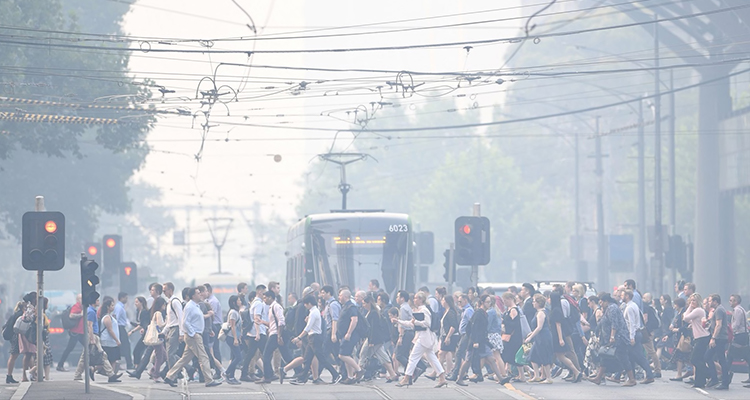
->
[108,374,122,383]
[164,378,178,387]
[127,371,141,379]
[741,378,750,384]
[714,385,728,390]
[706,379,719,388]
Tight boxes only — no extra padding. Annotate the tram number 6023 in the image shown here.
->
[388,224,409,232]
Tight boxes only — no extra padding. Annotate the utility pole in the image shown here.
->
[638,99,648,288]
[653,14,664,294]
[34,196,44,383]
[595,117,608,291]
[575,131,583,281]
[471,203,480,289]
[669,69,677,286]
[205,217,232,274]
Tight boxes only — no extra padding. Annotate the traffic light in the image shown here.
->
[80,257,100,306]
[102,234,122,272]
[454,216,490,266]
[84,242,101,266]
[666,235,686,272]
[22,211,65,271]
[442,249,455,283]
[120,262,138,295]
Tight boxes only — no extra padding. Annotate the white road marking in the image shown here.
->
[10,382,30,400]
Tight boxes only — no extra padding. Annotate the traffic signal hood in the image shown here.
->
[80,258,100,306]
[442,249,455,282]
[120,262,138,295]
[454,216,490,266]
[22,211,65,271]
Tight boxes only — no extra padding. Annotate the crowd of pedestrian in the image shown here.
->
[3,278,749,391]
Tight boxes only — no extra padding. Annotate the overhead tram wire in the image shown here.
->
[3,3,747,55]
[190,64,750,133]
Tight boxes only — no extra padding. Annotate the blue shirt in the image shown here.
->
[632,291,643,311]
[251,298,268,336]
[459,304,474,335]
[324,298,341,332]
[114,301,129,327]
[208,295,223,324]
[182,300,205,338]
[87,306,99,335]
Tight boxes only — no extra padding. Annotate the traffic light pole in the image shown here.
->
[35,196,44,384]
[448,243,455,294]
[471,203,480,289]
[81,253,90,394]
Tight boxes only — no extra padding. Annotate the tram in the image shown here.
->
[286,211,415,298]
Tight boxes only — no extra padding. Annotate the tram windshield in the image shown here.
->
[309,216,410,294]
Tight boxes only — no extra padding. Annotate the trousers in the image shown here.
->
[118,325,133,368]
[705,338,728,383]
[626,331,654,379]
[74,335,114,379]
[641,330,661,374]
[262,334,293,380]
[166,333,214,383]
[165,326,181,370]
[58,332,84,368]
[302,334,337,381]
[690,336,710,387]
[405,341,443,376]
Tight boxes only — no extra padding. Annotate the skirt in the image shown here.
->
[440,334,459,352]
[18,334,36,355]
[43,336,53,366]
[488,332,504,352]
[10,333,20,355]
[102,346,121,363]
[528,329,554,366]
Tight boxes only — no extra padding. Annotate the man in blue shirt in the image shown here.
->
[165,287,222,388]
[73,298,121,382]
[205,283,223,367]
[114,292,134,369]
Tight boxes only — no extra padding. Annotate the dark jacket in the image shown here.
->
[441,308,459,338]
[468,308,489,347]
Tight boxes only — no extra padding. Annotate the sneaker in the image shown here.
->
[714,385,728,390]
[206,379,223,387]
[313,378,326,385]
[290,379,307,386]
[108,373,123,383]
[331,374,343,385]
[164,378,178,387]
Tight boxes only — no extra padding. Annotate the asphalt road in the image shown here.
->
[2,369,749,400]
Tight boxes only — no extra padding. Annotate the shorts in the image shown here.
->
[440,334,459,352]
[339,334,359,357]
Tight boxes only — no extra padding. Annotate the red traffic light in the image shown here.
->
[105,238,116,248]
[45,220,58,233]
[462,225,471,235]
[87,245,98,256]
[124,266,132,276]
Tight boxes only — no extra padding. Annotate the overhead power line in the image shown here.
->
[1,3,747,55]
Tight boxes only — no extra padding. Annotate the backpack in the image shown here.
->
[517,306,532,338]
[61,305,77,330]
[426,303,441,333]
[2,311,22,341]
[644,304,660,332]
[355,306,370,338]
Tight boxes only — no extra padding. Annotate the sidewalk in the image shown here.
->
[13,381,135,400]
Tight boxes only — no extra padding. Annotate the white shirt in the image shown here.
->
[166,295,184,335]
[624,300,642,341]
[304,306,322,335]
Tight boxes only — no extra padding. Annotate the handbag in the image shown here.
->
[13,316,31,334]
[143,321,162,346]
[515,343,531,365]
[89,344,104,366]
[218,321,229,342]
[676,335,692,353]
[597,345,617,360]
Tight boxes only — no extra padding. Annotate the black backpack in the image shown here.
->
[2,311,22,341]
[644,304,660,332]
[355,306,370,338]
[61,305,76,330]
[426,304,441,333]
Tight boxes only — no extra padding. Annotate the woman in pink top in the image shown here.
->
[682,294,709,388]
